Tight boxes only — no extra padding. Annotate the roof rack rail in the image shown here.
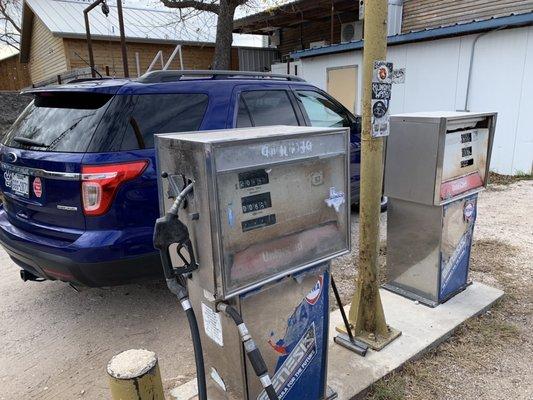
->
[137,70,306,84]
[66,77,115,84]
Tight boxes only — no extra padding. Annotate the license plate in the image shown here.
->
[10,173,29,197]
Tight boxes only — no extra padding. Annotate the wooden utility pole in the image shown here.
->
[116,0,130,78]
[346,0,400,350]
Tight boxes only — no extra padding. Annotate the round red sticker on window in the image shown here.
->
[33,177,42,198]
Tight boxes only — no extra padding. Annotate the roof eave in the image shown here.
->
[54,32,215,47]
[292,11,533,59]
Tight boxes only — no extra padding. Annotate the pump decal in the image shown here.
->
[201,303,224,347]
[325,187,345,212]
[305,276,323,305]
[268,334,288,355]
[258,323,317,400]
[227,205,235,227]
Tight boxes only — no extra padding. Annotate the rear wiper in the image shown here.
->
[129,117,146,149]
[13,137,47,147]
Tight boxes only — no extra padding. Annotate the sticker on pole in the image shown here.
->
[371,61,393,138]
[201,303,224,347]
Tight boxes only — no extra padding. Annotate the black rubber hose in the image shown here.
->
[185,307,207,400]
[265,385,278,400]
[223,304,244,325]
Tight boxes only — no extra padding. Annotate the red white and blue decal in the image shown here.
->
[259,267,329,400]
[305,276,323,305]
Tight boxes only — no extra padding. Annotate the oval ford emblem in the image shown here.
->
[6,152,17,163]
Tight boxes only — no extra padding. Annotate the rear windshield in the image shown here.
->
[2,92,209,153]
[3,92,113,152]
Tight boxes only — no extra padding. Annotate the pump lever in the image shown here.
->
[154,212,198,278]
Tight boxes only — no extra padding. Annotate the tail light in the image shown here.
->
[81,161,148,216]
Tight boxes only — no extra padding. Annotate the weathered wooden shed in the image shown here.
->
[17,0,246,86]
[0,54,31,91]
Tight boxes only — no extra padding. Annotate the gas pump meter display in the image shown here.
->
[156,126,350,299]
[217,149,347,293]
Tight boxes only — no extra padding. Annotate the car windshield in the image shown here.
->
[2,92,114,153]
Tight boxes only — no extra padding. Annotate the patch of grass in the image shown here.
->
[489,171,532,186]
[366,374,405,400]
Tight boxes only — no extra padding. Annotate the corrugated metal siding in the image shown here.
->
[29,16,67,83]
[238,48,279,71]
[25,0,217,43]
[402,0,533,33]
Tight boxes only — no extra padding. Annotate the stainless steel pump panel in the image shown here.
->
[384,111,497,306]
[384,111,497,205]
[156,126,350,299]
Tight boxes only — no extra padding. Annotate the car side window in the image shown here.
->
[89,93,209,152]
[296,90,352,128]
[236,90,299,127]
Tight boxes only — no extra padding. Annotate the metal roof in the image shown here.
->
[25,0,217,43]
[234,0,358,34]
[291,11,533,59]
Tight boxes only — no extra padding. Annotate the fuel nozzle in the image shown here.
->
[153,181,198,296]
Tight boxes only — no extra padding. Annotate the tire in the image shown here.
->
[352,196,388,213]
[380,195,388,212]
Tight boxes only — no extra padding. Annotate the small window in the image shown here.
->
[236,97,253,128]
[88,93,208,151]
[296,90,352,128]
[237,90,298,127]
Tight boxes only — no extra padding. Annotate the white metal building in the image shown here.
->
[291,14,533,175]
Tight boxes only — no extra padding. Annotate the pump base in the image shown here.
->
[325,386,338,399]
[382,281,473,308]
[336,325,402,351]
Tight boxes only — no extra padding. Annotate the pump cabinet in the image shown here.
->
[384,111,497,306]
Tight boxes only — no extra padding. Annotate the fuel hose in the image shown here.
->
[217,303,280,400]
[180,297,207,400]
[154,180,208,400]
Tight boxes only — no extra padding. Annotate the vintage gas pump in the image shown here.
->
[154,126,350,399]
[383,112,497,307]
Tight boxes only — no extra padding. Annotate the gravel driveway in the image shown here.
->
[0,181,531,399]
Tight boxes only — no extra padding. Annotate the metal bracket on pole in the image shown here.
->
[337,0,401,351]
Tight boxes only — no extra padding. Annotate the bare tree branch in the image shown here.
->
[161,0,220,15]
[0,1,20,33]
[0,0,21,51]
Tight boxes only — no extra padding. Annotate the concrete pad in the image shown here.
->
[170,378,198,400]
[171,282,503,400]
[328,282,504,399]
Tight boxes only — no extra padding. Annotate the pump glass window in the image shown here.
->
[237,91,299,127]
[296,90,352,128]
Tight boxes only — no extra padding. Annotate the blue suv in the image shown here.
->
[0,71,361,286]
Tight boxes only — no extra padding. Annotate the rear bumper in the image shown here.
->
[0,208,162,286]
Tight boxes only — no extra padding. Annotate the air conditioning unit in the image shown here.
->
[270,29,281,47]
[341,21,363,43]
[309,40,328,49]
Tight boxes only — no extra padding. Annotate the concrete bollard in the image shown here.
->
[107,349,165,400]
